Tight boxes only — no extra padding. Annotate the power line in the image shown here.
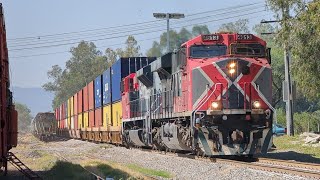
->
[9,5,264,48]
[10,12,271,59]
[9,9,267,51]
[8,2,265,43]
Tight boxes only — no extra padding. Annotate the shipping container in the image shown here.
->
[68,116,71,129]
[103,104,112,127]
[102,68,111,105]
[111,57,156,102]
[95,75,103,108]
[88,81,94,110]
[65,118,68,129]
[70,96,74,116]
[78,113,83,129]
[83,85,89,111]
[78,89,83,113]
[94,107,102,127]
[59,105,62,120]
[74,115,78,130]
[71,116,74,130]
[65,102,68,118]
[89,110,94,128]
[67,99,71,118]
[61,103,65,120]
[83,112,89,127]
[74,93,78,115]
[112,101,122,127]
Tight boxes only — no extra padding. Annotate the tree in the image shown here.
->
[44,36,142,108]
[217,19,250,33]
[145,25,208,56]
[115,35,142,57]
[15,103,33,132]
[43,41,105,108]
[192,25,210,36]
[146,41,162,57]
[290,1,320,101]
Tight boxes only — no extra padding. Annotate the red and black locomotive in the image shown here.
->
[121,33,273,156]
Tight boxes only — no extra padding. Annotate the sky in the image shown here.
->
[2,0,273,88]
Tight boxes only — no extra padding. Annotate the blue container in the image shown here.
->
[95,75,102,108]
[111,57,156,102]
[102,68,111,105]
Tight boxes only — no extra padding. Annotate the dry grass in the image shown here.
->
[273,135,320,158]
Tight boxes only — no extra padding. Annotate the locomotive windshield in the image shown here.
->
[190,45,227,58]
[231,43,265,57]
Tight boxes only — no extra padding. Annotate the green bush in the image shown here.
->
[274,108,320,134]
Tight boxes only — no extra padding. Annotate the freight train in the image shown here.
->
[0,3,18,174]
[56,33,273,156]
[32,113,57,141]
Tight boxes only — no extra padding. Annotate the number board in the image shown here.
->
[202,34,219,41]
[237,34,253,40]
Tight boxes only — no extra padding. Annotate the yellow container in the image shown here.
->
[70,96,74,116]
[68,116,71,129]
[78,113,83,128]
[112,102,122,127]
[103,104,112,127]
[83,112,89,127]
[67,98,71,118]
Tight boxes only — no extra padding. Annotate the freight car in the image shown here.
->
[0,3,18,174]
[31,113,57,141]
[56,33,274,157]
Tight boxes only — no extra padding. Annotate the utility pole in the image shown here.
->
[153,13,185,52]
[261,3,294,136]
[282,3,294,136]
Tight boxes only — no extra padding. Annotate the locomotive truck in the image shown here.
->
[56,33,273,156]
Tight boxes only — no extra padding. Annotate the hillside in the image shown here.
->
[12,87,54,116]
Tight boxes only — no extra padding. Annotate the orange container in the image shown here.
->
[89,110,95,128]
[95,107,102,127]
[83,85,89,112]
[78,89,83,113]
[88,81,94,110]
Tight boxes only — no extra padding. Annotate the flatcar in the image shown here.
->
[0,3,18,174]
[56,33,273,156]
[32,112,57,141]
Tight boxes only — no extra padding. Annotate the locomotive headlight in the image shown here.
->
[211,102,219,109]
[229,68,236,74]
[253,101,261,109]
[229,62,236,68]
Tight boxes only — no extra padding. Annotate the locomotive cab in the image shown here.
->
[182,33,273,155]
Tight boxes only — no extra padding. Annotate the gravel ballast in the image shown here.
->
[41,138,308,180]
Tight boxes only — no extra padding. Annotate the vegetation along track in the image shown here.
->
[53,152,104,180]
[137,148,320,179]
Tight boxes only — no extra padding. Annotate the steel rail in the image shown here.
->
[140,149,320,179]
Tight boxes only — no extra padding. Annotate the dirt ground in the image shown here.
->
[3,133,314,180]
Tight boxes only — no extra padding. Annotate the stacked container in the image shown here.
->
[74,93,78,130]
[83,85,89,128]
[88,81,95,128]
[78,89,83,129]
[95,75,103,127]
[102,68,112,128]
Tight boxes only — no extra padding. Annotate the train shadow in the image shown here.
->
[4,160,132,180]
[258,151,320,164]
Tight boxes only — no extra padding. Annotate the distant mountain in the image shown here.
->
[12,87,54,116]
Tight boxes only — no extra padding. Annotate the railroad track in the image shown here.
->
[138,148,320,179]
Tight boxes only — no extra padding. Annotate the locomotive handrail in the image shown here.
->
[191,83,222,130]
